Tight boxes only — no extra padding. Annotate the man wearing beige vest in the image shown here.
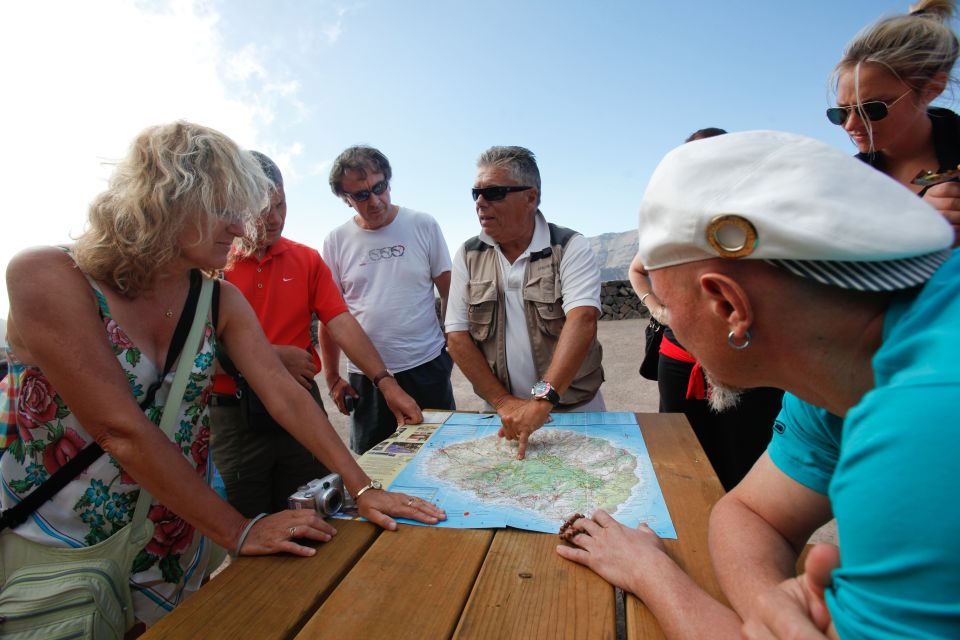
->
[446,146,605,460]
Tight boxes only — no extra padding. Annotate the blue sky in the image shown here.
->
[0,0,945,319]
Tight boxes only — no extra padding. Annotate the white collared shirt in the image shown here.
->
[446,212,602,405]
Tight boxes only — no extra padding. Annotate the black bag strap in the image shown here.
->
[0,270,203,531]
[211,278,242,383]
[140,270,204,409]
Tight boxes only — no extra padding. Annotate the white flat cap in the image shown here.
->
[638,130,953,290]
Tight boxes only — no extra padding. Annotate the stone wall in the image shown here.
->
[599,280,649,321]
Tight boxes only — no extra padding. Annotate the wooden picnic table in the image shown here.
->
[143,413,726,639]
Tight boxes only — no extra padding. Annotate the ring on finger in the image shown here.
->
[289,526,297,536]
[406,498,415,507]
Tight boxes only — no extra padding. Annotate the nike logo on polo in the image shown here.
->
[282,277,294,282]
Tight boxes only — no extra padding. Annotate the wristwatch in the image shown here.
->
[371,369,394,389]
[531,379,561,407]
[354,480,383,500]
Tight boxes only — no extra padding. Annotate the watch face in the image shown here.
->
[372,480,383,490]
[532,381,548,396]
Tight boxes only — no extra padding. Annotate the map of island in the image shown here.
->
[388,412,676,537]
[424,429,638,522]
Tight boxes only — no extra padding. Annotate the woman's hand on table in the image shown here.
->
[356,489,446,530]
[239,510,338,557]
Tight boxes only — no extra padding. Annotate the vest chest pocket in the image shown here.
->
[524,272,565,337]
[531,300,566,337]
[466,279,497,342]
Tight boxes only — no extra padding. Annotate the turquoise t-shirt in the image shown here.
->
[769,250,960,638]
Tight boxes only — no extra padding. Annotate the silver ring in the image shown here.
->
[289,527,297,536]
[406,498,415,507]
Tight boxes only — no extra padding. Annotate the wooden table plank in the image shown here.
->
[295,525,493,640]
[145,413,723,640]
[143,519,381,640]
[454,528,617,640]
[625,413,728,640]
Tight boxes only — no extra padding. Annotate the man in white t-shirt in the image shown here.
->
[446,146,605,460]
[321,146,456,454]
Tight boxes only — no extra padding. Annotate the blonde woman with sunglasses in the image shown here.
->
[830,0,960,245]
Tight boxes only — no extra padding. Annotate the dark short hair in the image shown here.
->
[249,150,283,189]
[329,146,392,196]
[685,127,727,143]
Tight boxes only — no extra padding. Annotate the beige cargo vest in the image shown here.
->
[463,222,604,407]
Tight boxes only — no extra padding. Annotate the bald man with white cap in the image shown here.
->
[556,131,959,639]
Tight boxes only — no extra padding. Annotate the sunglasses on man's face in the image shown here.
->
[825,90,911,126]
[345,179,389,202]
[471,185,533,202]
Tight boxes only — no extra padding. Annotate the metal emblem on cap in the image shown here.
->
[706,214,757,258]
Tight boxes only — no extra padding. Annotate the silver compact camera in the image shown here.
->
[288,473,348,516]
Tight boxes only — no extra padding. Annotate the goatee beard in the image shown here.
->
[706,375,744,413]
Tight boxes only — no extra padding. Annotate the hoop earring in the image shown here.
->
[727,329,752,350]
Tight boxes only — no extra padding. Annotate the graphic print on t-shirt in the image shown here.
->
[359,244,406,267]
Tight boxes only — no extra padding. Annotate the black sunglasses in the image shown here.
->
[825,91,910,126]
[345,179,389,202]
[471,185,532,202]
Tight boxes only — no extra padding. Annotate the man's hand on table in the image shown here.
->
[356,489,446,531]
[555,510,666,593]
[741,544,839,640]
[496,396,553,459]
[558,510,751,637]
[380,377,424,426]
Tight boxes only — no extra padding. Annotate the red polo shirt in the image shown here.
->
[212,237,349,394]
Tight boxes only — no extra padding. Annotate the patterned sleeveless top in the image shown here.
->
[1,258,220,625]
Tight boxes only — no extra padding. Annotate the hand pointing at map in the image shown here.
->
[496,396,554,459]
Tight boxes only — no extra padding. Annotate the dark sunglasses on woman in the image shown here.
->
[826,90,911,126]
[471,185,532,202]
[345,179,389,202]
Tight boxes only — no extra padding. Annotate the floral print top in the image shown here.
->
[1,266,220,626]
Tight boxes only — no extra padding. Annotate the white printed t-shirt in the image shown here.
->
[322,207,452,373]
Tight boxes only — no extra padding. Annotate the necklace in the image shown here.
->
[150,278,188,320]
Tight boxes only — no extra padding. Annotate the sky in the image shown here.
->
[0,0,948,320]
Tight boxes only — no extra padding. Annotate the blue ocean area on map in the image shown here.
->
[388,412,676,538]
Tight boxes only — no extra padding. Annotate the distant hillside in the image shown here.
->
[587,230,636,281]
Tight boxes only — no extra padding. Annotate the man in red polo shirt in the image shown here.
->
[210,151,422,517]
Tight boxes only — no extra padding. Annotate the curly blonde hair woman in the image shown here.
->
[2,121,444,631]
[74,122,266,295]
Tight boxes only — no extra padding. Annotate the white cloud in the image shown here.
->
[322,21,343,44]
[0,0,300,319]
[225,43,270,83]
[309,160,333,176]
[321,5,356,45]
